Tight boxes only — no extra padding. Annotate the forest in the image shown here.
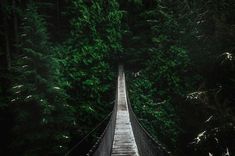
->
[0,0,234,156]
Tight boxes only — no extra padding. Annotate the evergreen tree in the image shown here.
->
[62,0,123,133]
[10,2,75,155]
[0,0,234,155]
[119,0,198,152]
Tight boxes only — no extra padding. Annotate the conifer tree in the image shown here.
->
[62,0,123,135]
[10,2,75,155]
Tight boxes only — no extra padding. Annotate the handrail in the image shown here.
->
[87,68,119,156]
[64,112,112,156]
[88,65,173,156]
[125,74,173,156]
[86,109,116,156]
[87,95,117,156]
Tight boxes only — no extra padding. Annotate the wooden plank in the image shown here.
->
[111,71,139,156]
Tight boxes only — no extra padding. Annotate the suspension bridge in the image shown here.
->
[66,65,172,156]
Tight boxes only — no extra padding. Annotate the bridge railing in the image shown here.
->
[87,80,118,156]
[126,83,172,156]
[89,66,172,156]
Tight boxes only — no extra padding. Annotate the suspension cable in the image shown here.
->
[64,111,112,156]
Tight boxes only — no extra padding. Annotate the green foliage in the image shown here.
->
[10,2,75,155]
[129,75,180,148]
[121,0,199,152]
[0,0,234,155]
[176,0,235,155]
[124,0,235,155]
[54,0,123,150]
[127,45,192,150]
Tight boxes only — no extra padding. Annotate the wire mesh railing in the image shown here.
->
[87,70,119,156]
[88,65,173,156]
[125,73,172,156]
[87,100,117,156]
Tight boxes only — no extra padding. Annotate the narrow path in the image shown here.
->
[111,67,139,156]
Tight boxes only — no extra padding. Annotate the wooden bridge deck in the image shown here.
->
[111,70,139,156]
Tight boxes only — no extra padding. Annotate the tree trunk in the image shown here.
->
[13,0,19,53]
[56,0,61,32]
[2,0,11,70]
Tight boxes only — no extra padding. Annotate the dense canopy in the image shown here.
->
[0,0,234,156]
